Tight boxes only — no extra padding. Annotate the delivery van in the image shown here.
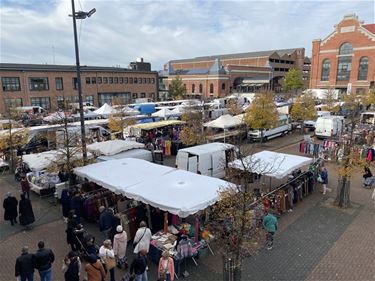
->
[176,142,236,178]
[304,111,331,130]
[248,114,291,141]
[315,116,344,139]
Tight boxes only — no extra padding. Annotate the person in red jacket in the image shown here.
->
[20,177,31,199]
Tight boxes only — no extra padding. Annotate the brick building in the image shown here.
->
[0,62,158,115]
[310,14,374,94]
[163,48,308,99]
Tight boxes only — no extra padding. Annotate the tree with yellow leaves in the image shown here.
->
[226,99,243,116]
[168,76,187,100]
[290,91,317,130]
[179,108,205,146]
[244,92,278,143]
[108,115,136,139]
[321,89,340,113]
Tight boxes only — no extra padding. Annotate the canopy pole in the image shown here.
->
[164,212,168,234]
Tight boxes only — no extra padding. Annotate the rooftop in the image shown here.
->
[363,24,375,34]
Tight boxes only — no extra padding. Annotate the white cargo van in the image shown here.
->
[176,142,236,178]
[248,114,291,141]
[315,116,344,138]
[304,111,331,130]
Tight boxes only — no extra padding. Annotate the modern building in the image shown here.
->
[0,61,158,115]
[163,47,308,99]
[310,14,374,94]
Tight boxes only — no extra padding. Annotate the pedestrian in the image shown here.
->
[113,225,128,269]
[62,251,81,281]
[320,167,329,195]
[70,191,83,223]
[99,206,114,240]
[15,246,35,281]
[85,254,106,281]
[130,249,148,281]
[263,210,278,250]
[99,239,116,281]
[66,210,79,251]
[110,212,121,242]
[84,234,98,257]
[158,250,175,281]
[35,241,55,281]
[60,188,72,221]
[133,221,152,255]
[19,194,35,230]
[363,166,374,188]
[3,191,18,226]
[20,176,31,199]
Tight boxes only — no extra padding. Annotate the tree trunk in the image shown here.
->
[334,176,351,208]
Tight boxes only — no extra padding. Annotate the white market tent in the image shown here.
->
[169,106,185,116]
[151,108,174,119]
[43,111,66,122]
[87,140,144,156]
[94,103,116,116]
[22,149,91,171]
[228,150,313,179]
[72,110,99,120]
[74,158,231,217]
[204,114,244,129]
[121,106,140,116]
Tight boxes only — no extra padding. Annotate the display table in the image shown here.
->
[27,171,59,197]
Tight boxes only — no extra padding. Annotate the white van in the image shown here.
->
[176,142,236,178]
[248,114,291,141]
[304,111,331,130]
[315,116,344,138]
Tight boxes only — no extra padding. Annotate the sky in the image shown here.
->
[0,0,374,70]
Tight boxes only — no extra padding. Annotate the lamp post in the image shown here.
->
[70,0,96,164]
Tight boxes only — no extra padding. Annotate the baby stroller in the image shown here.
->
[363,177,375,189]
[77,233,99,261]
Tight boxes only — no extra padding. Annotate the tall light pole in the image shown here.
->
[70,0,96,164]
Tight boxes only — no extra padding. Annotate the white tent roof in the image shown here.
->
[74,158,231,217]
[22,149,91,171]
[72,110,99,119]
[87,140,144,156]
[94,103,116,115]
[204,114,244,129]
[121,106,140,116]
[228,150,313,179]
[152,108,174,118]
[43,111,66,122]
[169,106,185,116]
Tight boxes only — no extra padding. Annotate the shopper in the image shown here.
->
[133,221,152,254]
[20,176,31,199]
[3,192,18,226]
[15,246,35,281]
[320,167,329,195]
[62,251,81,281]
[70,191,83,223]
[66,210,79,251]
[60,188,72,220]
[263,210,278,250]
[158,250,175,281]
[85,254,106,281]
[99,239,116,281]
[35,241,55,281]
[18,194,35,230]
[130,249,148,281]
[99,206,113,240]
[113,225,128,269]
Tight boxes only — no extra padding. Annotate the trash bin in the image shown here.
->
[153,150,163,165]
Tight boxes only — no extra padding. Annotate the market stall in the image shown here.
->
[86,140,144,156]
[151,108,174,120]
[93,103,116,117]
[204,114,246,143]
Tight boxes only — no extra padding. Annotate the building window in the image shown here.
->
[129,78,133,84]
[147,78,151,84]
[183,84,186,90]
[114,77,118,84]
[55,77,63,90]
[140,93,146,98]
[124,77,128,84]
[97,77,102,84]
[5,98,22,109]
[91,77,96,84]
[138,78,142,84]
[98,92,131,106]
[31,97,50,110]
[86,77,91,84]
[57,96,65,109]
[29,77,49,91]
[192,84,195,93]
[119,77,123,84]
[2,77,21,91]
[85,95,94,105]
[221,83,225,90]
[336,56,352,81]
[143,78,147,84]
[199,84,203,93]
[103,77,108,84]
[358,57,369,81]
[210,83,214,94]
[151,78,155,84]
[132,93,138,99]
[321,59,330,81]
[73,78,78,90]
[339,42,353,55]
[109,77,113,84]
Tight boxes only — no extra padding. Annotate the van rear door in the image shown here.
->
[188,156,198,173]
[211,150,226,178]
[176,151,189,170]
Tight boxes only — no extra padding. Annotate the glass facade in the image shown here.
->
[2,77,21,91]
[321,59,330,81]
[358,57,368,80]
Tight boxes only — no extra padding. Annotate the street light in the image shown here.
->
[70,0,96,164]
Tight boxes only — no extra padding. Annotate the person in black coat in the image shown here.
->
[15,246,35,281]
[60,189,72,220]
[62,251,80,281]
[70,191,83,223]
[35,241,55,281]
[19,194,35,229]
[66,210,79,251]
[3,192,18,226]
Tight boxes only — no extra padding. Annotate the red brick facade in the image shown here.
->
[0,64,158,115]
[310,14,375,94]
